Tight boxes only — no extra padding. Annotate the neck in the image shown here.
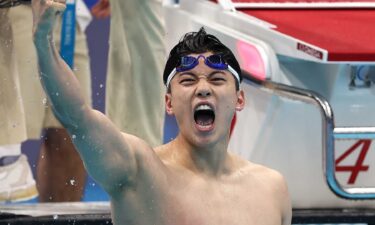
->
[171,134,233,177]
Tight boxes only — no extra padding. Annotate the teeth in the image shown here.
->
[196,104,212,111]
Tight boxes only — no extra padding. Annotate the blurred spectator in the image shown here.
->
[0,0,92,202]
[91,0,166,147]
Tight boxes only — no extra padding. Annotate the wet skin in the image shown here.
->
[108,53,291,225]
[31,1,292,224]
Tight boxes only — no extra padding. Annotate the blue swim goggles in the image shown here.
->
[166,54,240,88]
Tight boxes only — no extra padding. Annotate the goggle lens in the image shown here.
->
[176,54,227,72]
[180,56,197,67]
[206,54,222,64]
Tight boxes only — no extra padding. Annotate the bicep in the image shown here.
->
[264,169,292,225]
[65,109,142,192]
[65,109,168,194]
[275,174,292,225]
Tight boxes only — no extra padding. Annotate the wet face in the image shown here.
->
[165,52,245,148]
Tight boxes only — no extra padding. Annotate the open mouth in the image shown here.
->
[194,104,215,127]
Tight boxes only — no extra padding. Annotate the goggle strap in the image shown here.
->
[227,65,241,84]
[166,68,177,88]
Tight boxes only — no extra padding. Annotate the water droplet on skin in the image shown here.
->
[70,179,76,185]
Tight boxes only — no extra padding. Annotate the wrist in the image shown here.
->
[33,30,53,44]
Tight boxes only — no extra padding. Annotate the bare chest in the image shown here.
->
[162,187,281,225]
[112,179,282,225]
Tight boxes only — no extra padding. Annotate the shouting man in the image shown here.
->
[32,0,292,224]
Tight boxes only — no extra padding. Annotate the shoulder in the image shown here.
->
[230,154,289,200]
[240,162,292,222]
[257,164,287,187]
[246,162,289,195]
[231,153,287,189]
[243,162,291,222]
[253,166,292,224]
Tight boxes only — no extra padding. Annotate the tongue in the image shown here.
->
[196,113,214,126]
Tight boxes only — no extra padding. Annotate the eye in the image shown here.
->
[210,74,226,84]
[180,78,195,83]
[211,77,226,82]
[179,75,197,85]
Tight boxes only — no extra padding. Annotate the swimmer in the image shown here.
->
[32,0,292,224]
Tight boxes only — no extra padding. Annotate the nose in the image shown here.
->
[196,78,212,98]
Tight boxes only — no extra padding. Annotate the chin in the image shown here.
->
[191,132,224,149]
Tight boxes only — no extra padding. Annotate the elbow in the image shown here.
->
[51,103,90,130]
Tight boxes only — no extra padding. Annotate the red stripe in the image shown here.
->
[240,9,375,61]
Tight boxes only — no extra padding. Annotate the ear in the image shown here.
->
[165,93,174,115]
[235,90,245,111]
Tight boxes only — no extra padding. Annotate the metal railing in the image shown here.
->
[245,75,375,199]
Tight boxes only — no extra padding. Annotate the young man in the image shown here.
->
[32,0,292,224]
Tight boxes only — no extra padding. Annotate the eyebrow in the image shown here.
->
[178,70,227,78]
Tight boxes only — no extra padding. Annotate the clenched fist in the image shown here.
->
[32,0,66,38]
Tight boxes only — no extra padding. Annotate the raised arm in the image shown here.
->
[31,0,152,193]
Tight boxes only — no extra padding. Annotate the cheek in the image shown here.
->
[171,93,190,113]
[220,97,238,118]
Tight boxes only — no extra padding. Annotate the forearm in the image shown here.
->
[31,1,151,193]
[34,33,138,187]
[33,31,89,128]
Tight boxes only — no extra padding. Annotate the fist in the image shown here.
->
[32,0,66,37]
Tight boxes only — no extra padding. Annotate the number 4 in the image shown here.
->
[335,140,372,184]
